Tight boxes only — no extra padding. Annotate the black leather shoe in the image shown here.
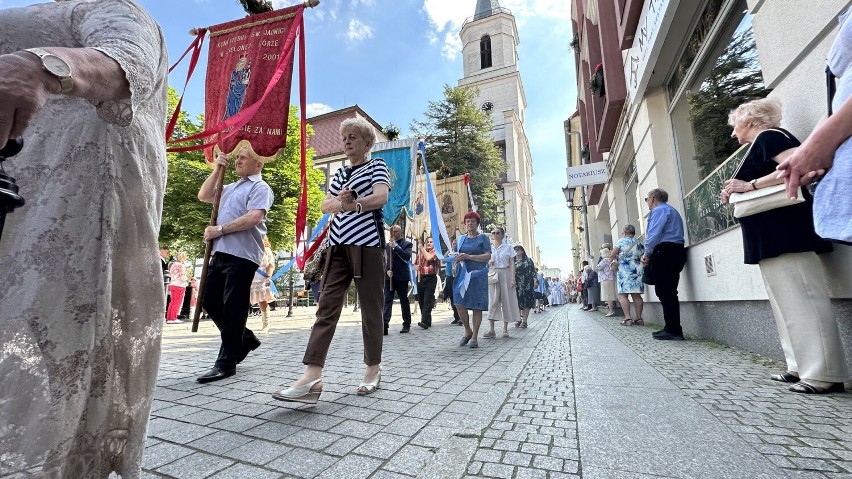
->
[652,331,684,341]
[400,328,410,333]
[652,329,666,337]
[236,338,261,364]
[450,319,460,324]
[197,367,236,383]
[417,322,429,330]
[384,328,388,336]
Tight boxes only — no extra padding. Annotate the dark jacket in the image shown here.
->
[584,270,599,289]
[386,238,413,282]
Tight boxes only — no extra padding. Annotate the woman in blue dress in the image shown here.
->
[610,224,645,325]
[453,211,491,348]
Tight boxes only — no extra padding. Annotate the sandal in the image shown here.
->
[788,381,844,394]
[520,322,527,328]
[515,321,522,328]
[357,367,382,396]
[633,318,644,325]
[620,319,634,326]
[770,372,800,383]
[272,378,323,404]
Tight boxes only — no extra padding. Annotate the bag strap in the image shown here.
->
[826,65,836,117]
[729,128,792,180]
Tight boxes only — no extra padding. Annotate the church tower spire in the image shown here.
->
[474,0,501,20]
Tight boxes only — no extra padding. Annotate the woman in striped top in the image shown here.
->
[273,118,390,404]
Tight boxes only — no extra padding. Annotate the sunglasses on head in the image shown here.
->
[492,231,503,235]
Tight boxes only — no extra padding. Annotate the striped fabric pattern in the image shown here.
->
[328,158,390,246]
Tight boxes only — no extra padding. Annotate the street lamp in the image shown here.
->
[561,186,585,211]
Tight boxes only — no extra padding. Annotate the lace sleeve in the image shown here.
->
[72,0,166,126]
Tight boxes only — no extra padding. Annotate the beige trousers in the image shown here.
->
[488,267,521,323]
[759,252,848,383]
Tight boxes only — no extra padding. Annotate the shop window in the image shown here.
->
[623,160,640,227]
[480,35,492,69]
[669,1,769,193]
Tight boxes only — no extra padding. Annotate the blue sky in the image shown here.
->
[3,0,579,275]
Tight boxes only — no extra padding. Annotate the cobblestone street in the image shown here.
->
[142,302,852,479]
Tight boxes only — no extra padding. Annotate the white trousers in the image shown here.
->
[488,267,520,323]
[759,252,848,383]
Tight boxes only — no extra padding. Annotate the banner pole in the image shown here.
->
[191,165,226,332]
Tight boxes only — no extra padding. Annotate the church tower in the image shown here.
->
[459,0,537,261]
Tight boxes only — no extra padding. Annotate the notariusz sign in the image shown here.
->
[566,163,609,187]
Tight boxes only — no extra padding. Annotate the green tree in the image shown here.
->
[688,29,769,178]
[160,89,324,257]
[412,85,505,228]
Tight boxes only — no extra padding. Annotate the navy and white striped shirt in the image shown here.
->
[328,158,390,247]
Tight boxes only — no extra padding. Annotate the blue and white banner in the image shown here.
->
[271,213,331,282]
[372,138,416,226]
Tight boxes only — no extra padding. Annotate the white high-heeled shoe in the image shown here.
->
[357,366,381,396]
[272,378,322,404]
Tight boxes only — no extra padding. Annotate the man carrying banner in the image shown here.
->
[384,224,414,334]
[196,149,274,383]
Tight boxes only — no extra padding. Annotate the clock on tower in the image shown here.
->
[481,101,494,112]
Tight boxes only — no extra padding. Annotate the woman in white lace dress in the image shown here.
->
[0,1,168,477]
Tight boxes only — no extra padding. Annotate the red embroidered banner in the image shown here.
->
[198,6,303,161]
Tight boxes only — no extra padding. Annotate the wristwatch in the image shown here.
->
[749,179,759,190]
[216,224,224,235]
[24,48,74,94]
[355,201,363,214]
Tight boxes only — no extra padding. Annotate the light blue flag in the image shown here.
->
[372,145,413,226]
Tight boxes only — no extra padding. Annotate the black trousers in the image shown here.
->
[651,242,688,335]
[203,252,260,369]
[417,274,438,327]
[443,276,461,321]
[179,284,193,318]
[384,279,412,328]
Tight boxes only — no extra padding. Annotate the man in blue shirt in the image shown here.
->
[642,188,687,340]
[196,148,274,382]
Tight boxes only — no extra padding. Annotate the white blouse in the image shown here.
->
[491,241,516,268]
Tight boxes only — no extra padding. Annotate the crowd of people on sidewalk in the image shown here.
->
[0,1,849,477]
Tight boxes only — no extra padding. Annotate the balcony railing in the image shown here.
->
[462,6,513,28]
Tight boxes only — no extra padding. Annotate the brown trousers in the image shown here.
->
[303,244,385,367]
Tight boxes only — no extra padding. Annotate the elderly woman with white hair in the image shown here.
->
[275,117,391,403]
[721,97,846,394]
[596,246,617,316]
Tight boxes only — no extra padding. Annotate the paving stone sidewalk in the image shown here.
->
[143,303,851,479]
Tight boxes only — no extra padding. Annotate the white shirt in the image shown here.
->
[491,241,515,268]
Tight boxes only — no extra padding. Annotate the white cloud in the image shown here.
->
[346,18,374,43]
[351,0,375,6]
[306,102,334,117]
[421,0,571,61]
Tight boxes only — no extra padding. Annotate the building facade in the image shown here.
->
[307,105,388,192]
[458,0,539,263]
[571,0,852,373]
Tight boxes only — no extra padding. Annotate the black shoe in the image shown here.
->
[236,338,261,364]
[652,331,684,341]
[384,328,388,336]
[400,328,410,333]
[417,322,429,330]
[197,367,236,383]
[652,329,666,337]
[450,319,460,324]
